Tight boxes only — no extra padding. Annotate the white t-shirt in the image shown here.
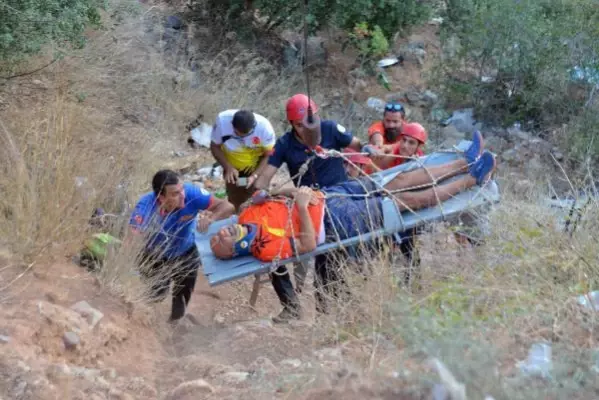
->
[211,109,276,173]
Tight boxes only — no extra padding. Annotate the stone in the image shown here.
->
[551,147,564,161]
[484,136,509,153]
[283,36,328,69]
[222,371,250,384]
[46,363,72,381]
[63,331,80,349]
[0,335,10,343]
[445,108,476,133]
[507,126,532,141]
[385,92,405,103]
[280,359,302,368]
[166,16,183,30]
[10,379,27,399]
[102,368,117,380]
[168,379,215,399]
[108,389,134,400]
[432,383,450,400]
[501,149,518,162]
[441,125,465,141]
[71,301,104,328]
[366,97,386,113]
[422,90,439,106]
[248,356,275,373]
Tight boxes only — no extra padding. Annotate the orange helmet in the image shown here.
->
[401,122,427,144]
[286,94,319,122]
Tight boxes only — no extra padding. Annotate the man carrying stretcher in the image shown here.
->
[210,131,495,317]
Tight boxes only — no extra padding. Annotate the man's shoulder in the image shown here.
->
[368,121,384,133]
[134,191,156,211]
[275,130,293,146]
[183,182,211,197]
[217,109,237,120]
[321,119,348,135]
[254,112,273,129]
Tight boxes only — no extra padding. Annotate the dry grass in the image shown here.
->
[293,178,599,399]
[3,1,599,399]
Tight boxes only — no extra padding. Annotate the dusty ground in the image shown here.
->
[1,1,586,400]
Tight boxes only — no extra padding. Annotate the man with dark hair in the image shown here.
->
[211,133,495,315]
[368,102,417,151]
[253,94,369,323]
[210,109,276,211]
[129,169,235,322]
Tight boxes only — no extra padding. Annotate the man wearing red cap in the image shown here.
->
[254,93,371,323]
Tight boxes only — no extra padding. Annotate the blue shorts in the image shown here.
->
[322,178,384,242]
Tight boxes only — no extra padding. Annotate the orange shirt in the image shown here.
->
[238,193,325,262]
[367,121,390,144]
[387,143,425,168]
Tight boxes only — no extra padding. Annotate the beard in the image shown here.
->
[384,128,400,143]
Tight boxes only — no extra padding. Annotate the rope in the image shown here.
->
[264,145,483,272]
[302,0,315,123]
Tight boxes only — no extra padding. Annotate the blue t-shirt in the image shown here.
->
[129,183,213,259]
[268,120,354,188]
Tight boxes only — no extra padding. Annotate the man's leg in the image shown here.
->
[137,251,170,302]
[293,259,311,294]
[398,229,422,286]
[314,250,349,315]
[169,246,200,322]
[385,130,483,194]
[271,265,301,323]
[225,180,254,212]
[385,159,468,193]
[391,151,496,213]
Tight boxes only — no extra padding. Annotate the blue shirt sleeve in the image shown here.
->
[332,121,353,149]
[184,183,214,213]
[129,194,154,232]
[267,136,286,168]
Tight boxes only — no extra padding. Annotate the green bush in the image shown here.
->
[346,22,389,61]
[438,0,599,128]
[195,0,430,41]
[0,0,105,62]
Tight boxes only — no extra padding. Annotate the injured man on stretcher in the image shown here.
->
[210,131,495,262]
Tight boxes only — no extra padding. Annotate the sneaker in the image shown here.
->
[272,307,301,324]
[469,151,496,185]
[464,130,484,166]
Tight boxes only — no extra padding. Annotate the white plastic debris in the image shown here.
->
[196,165,223,180]
[517,342,552,378]
[366,97,387,113]
[577,291,599,311]
[429,358,466,400]
[189,122,212,148]
[377,57,400,68]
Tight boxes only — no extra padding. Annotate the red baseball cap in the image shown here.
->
[342,148,372,165]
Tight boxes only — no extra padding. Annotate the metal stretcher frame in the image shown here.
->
[196,140,501,287]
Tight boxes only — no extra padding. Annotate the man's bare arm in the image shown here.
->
[347,136,363,151]
[207,196,235,221]
[253,164,278,190]
[295,205,317,254]
[369,133,384,147]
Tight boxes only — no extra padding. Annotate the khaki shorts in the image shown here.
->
[225,180,255,212]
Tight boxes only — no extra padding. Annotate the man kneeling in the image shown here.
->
[210,132,495,320]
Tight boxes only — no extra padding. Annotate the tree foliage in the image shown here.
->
[0,0,105,62]
[198,0,430,41]
[438,0,599,129]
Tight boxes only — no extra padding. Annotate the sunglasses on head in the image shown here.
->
[385,103,404,112]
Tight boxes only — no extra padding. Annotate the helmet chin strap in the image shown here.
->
[232,224,258,257]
